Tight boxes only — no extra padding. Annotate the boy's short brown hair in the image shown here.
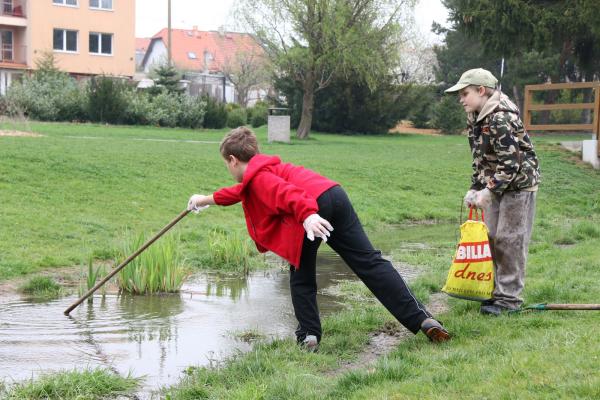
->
[220,126,260,162]
[464,85,496,97]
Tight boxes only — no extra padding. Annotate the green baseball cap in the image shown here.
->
[444,68,498,93]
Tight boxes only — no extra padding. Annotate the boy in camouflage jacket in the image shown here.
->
[446,68,540,315]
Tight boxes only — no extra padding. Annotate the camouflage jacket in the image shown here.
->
[467,91,541,194]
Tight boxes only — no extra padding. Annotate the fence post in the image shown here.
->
[523,86,532,131]
[595,85,600,156]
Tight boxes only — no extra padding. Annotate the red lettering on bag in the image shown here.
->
[454,264,493,281]
[454,241,492,263]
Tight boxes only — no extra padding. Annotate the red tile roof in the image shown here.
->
[136,38,151,52]
[147,28,265,72]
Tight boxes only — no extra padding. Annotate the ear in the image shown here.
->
[477,86,486,96]
[229,155,239,165]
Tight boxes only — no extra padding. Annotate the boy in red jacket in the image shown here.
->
[188,127,450,350]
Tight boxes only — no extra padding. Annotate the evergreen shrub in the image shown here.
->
[431,95,465,134]
[87,76,128,124]
[203,95,228,129]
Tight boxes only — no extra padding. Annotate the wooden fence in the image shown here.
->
[523,82,600,155]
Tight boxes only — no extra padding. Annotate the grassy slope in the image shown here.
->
[1,121,477,278]
[1,122,599,399]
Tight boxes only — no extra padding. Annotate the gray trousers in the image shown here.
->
[483,190,537,309]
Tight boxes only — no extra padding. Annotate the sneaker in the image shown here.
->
[300,335,319,352]
[420,319,451,343]
[480,303,522,315]
[480,304,502,316]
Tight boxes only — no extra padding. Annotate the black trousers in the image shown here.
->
[290,185,431,343]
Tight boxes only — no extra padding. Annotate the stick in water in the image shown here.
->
[64,209,190,315]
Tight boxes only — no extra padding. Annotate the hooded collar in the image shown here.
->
[475,90,520,123]
[241,154,281,187]
[476,90,501,123]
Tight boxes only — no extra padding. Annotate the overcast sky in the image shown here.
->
[135,0,450,44]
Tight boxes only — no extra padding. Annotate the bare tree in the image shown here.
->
[221,47,271,107]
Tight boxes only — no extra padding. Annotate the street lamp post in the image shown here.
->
[167,0,172,66]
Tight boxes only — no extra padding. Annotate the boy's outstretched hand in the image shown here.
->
[303,214,334,242]
[187,194,211,213]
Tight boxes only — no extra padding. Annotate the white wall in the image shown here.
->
[0,70,14,95]
[143,40,167,73]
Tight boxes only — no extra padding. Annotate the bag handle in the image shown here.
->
[468,207,485,222]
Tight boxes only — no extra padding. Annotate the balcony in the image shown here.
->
[0,43,26,66]
[1,1,25,18]
[0,1,26,29]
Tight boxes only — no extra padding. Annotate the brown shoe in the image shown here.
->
[420,319,451,343]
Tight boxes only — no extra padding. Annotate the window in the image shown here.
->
[187,52,197,59]
[89,32,112,55]
[53,29,78,52]
[53,0,78,6]
[1,31,13,61]
[3,0,12,14]
[89,0,112,9]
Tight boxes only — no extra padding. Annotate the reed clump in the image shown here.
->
[206,229,259,274]
[117,233,188,294]
[78,257,106,299]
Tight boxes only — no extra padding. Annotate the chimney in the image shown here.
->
[193,25,200,38]
[218,25,225,37]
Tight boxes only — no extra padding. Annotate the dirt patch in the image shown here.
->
[0,261,116,299]
[0,129,42,137]
[0,266,78,296]
[389,120,442,136]
[398,219,439,226]
[329,292,449,376]
[560,141,582,153]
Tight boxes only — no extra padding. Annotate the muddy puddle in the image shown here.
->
[0,224,446,396]
[0,252,368,395]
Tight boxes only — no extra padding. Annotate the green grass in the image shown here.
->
[18,276,63,299]
[0,368,139,400]
[232,328,267,343]
[0,121,475,278]
[204,228,264,273]
[78,257,106,297]
[2,121,600,398]
[117,233,188,294]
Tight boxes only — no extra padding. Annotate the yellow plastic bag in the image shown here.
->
[442,209,494,301]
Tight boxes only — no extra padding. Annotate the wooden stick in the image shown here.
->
[525,303,600,311]
[543,304,600,310]
[64,209,191,315]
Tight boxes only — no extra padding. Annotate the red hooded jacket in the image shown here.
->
[213,154,338,267]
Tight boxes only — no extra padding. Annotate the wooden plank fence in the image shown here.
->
[523,82,600,155]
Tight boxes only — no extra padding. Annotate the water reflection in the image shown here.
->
[201,272,250,300]
[0,252,358,394]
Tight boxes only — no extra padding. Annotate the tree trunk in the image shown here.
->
[582,89,592,124]
[582,73,593,124]
[237,88,248,107]
[513,85,523,112]
[541,90,558,125]
[296,72,315,139]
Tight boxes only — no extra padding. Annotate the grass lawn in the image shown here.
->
[1,121,599,399]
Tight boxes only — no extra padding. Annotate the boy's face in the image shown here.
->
[224,155,245,183]
[458,86,487,113]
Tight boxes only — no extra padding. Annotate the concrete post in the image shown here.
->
[267,108,290,143]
